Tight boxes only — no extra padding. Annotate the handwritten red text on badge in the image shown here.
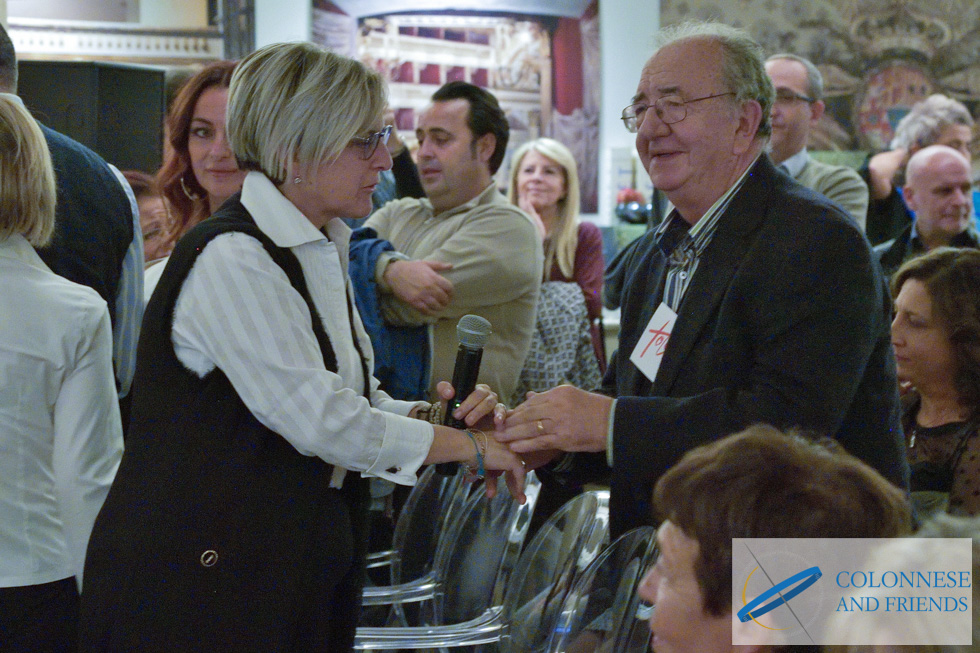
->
[629,302,678,383]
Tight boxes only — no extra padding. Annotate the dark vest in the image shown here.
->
[81,196,371,651]
[35,124,133,328]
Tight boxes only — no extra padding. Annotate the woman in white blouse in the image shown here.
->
[79,43,526,652]
[0,97,123,650]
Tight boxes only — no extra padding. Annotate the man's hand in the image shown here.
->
[385,259,453,314]
[867,148,907,200]
[384,106,407,158]
[496,385,612,454]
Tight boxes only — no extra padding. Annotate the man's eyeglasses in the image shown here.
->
[351,125,392,160]
[621,92,735,133]
[774,89,815,105]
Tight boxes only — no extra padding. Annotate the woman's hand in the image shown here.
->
[427,383,526,501]
[480,435,528,503]
[436,381,507,430]
[519,195,548,240]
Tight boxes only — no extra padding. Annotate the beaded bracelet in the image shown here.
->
[464,428,486,479]
[428,402,443,425]
[415,402,443,425]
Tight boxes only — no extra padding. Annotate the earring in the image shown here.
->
[293,176,302,184]
[180,175,201,201]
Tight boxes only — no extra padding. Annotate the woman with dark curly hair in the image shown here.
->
[156,60,244,247]
[891,247,980,516]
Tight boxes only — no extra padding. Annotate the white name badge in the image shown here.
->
[629,302,678,384]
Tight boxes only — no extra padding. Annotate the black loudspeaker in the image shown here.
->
[18,60,166,174]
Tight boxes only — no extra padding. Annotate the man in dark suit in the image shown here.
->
[499,21,909,537]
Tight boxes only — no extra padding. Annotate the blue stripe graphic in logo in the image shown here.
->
[737,566,822,623]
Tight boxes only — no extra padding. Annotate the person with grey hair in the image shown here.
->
[891,94,975,153]
[79,42,527,652]
[863,93,975,245]
[498,20,907,538]
[765,53,869,228]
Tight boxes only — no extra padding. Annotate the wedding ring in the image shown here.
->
[536,419,545,435]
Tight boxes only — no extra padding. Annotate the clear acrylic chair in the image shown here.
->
[364,465,468,587]
[356,471,542,649]
[545,526,659,653]
[355,488,609,652]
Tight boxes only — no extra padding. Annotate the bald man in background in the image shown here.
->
[875,145,978,277]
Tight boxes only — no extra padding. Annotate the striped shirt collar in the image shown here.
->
[653,153,761,258]
[240,170,352,252]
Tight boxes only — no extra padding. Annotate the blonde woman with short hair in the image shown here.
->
[0,95,122,650]
[80,42,526,651]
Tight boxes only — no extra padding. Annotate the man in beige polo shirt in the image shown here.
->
[365,81,542,401]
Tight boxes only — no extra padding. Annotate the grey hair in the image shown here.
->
[890,94,974,151]
[655,21,774,139]
[227,41,387,183]
[765,53,823,101]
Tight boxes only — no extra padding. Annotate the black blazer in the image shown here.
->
[607,156,909,536]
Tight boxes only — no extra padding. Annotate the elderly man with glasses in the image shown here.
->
[765,53,870,229]
[498,21,909,538]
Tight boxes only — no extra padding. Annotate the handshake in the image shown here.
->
[423,315,612,503]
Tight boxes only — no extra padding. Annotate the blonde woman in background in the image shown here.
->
[0,96,122,651]
[508,137,606,369]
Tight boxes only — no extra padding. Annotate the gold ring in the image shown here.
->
[536,419,545,434]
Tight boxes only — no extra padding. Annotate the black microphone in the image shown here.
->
[436,314,492,475]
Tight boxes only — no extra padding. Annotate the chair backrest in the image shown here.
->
[500,490,610,653]
[545,526,659,653]
[425,471,542,626]
[510,281,602,406]
[388,465,467,584]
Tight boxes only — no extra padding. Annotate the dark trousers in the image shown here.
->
[291,476,370,652]
[0,577,79,653]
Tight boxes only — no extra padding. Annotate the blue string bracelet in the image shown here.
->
[464,429,486,478]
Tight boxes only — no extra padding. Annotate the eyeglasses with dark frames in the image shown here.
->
[773,89,815,105]
[351,125,392,160]
[621,92,736,133]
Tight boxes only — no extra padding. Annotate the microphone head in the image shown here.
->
[457,314,492,350]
